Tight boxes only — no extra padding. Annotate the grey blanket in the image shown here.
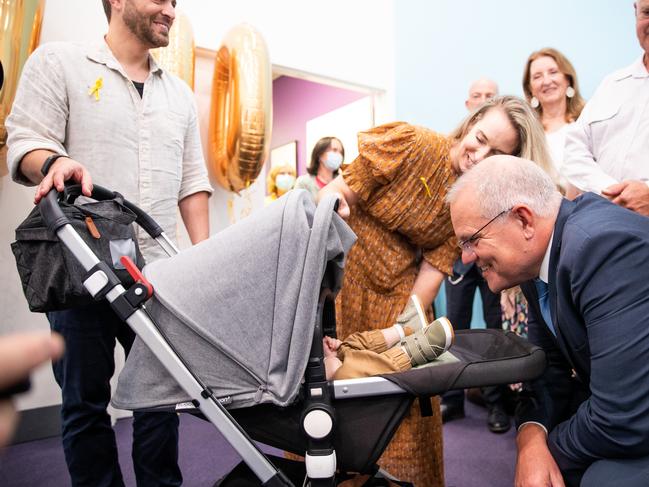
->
[112,190,356,410]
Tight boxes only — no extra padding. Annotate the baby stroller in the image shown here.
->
[32,186,545,486]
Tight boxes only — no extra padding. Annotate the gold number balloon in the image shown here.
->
[0,0,46,173]
[150,10,195,89]
[207,23,272,193]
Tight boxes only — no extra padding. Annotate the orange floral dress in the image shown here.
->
[337,122,458,485]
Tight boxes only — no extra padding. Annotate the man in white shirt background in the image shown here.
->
[563,0,649,216]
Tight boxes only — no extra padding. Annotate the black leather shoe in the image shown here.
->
[487,405,511,433]
[441,402,465,423]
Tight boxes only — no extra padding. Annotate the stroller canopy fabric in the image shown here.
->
[113,191,356,410]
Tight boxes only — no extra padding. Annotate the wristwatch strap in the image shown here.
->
[40,154,66,177]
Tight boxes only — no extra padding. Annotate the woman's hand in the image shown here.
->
[411,260,446,310]
[316,174,358,220]
[332,192,351,219]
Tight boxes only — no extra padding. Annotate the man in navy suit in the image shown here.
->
[447,155,649,487]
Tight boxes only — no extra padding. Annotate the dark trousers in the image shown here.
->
[561,455,649,487]
[48,301,182,487]
[443,263,505,408]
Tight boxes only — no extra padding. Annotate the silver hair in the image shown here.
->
[446,155,563,218]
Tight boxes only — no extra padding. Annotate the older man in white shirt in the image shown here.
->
[563,0,649,216]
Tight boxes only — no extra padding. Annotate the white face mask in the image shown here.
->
[275,174,295,191]
[323,151,343,171]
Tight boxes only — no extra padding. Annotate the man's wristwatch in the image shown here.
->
[40,153,66,177]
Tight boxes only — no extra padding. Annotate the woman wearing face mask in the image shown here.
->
[318,96,553,485]
[294,136,344,200]
[264,164,296,206]
[523,48,585,191]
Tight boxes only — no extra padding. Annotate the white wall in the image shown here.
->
[2,0,397,411]
[182,0,395,94]
[305,96,375,165]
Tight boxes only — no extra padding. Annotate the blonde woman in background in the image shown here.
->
[523,47,585,191]
[295,136,344,201]
[265,164,296,206]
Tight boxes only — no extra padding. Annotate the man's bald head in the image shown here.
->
[466,78,499,112]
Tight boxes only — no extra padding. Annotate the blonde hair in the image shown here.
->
[449,95,557,184]
[266,164,297,197]
[522,48,585,123]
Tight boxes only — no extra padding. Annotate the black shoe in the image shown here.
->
[487,405,511,433]
[441,402,465,423]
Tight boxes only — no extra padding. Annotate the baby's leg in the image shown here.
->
[332,348,411,380]
[339,329,389,357]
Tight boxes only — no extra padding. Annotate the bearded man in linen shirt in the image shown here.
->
[5,1,212,485]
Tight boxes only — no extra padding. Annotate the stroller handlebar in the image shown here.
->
[40,184,164,238]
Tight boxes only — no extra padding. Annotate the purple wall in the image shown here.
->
[271,76,366,175]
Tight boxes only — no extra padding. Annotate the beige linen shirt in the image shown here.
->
[6,40,213,262]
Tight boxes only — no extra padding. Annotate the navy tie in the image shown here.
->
[534,279,556,336]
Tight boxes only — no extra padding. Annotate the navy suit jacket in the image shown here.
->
[519,193,649,472]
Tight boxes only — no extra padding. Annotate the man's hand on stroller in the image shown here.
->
[35,156,93,204]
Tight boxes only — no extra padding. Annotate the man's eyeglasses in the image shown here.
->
[458,208,512,254]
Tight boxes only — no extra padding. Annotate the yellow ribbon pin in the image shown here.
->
[419,177,432,198]
[88,77,103,101]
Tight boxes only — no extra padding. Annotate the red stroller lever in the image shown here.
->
[120,256,153,298]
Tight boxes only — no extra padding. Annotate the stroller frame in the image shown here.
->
[39,185,545,486]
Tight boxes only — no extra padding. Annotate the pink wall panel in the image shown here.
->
[271,76,366,175]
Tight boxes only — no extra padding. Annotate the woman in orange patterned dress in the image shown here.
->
[319,96,553,485]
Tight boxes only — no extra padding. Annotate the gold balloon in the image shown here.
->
[150,10,195,89]
[207,23,272,193]
[0,0,46,174]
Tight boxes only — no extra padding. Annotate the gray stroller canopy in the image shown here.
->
[113,190,356,411]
